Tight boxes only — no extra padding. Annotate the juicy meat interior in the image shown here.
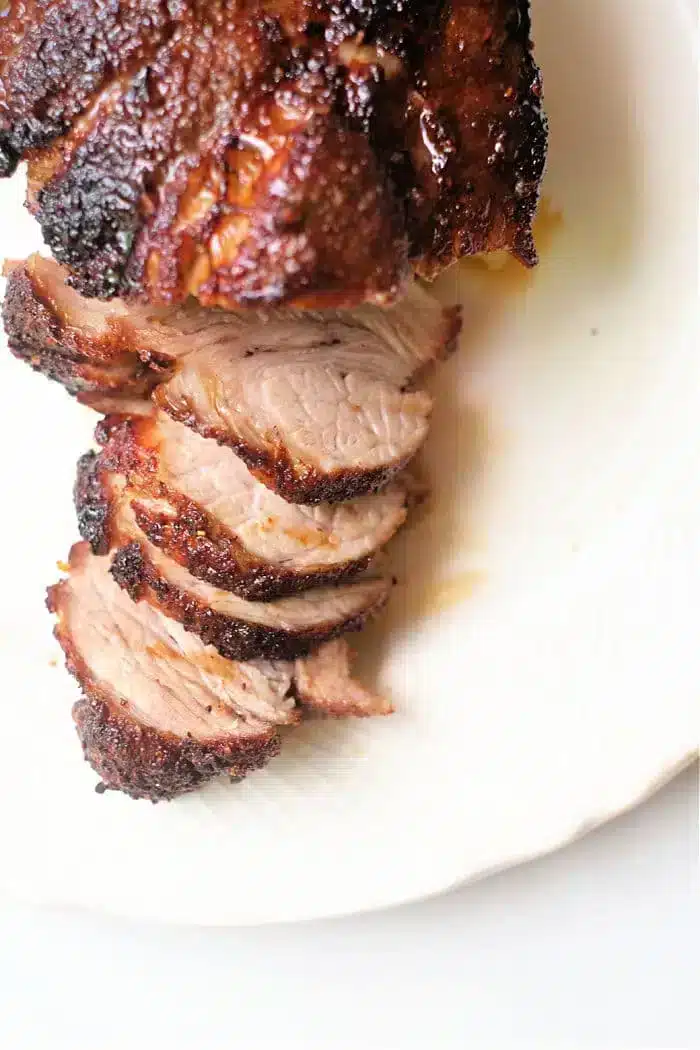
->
[0,2,547,308]
[78,413,409,599]
[154,294,457,503]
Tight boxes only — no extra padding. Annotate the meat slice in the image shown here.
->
[295,639,393,718]
[47,543,294,801]
[1,253,230,406]
[109,501,391,661]
[77,413,408,600]
[3,256,457,499]
[153,284,459,503]
[2,255,158,403]
[0,2,546,308]
[48,543,390,800]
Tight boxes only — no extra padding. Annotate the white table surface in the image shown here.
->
[0,763,696,1049]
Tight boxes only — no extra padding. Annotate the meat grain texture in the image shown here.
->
[77,413,410,599]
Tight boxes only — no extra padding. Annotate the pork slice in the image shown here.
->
[155,282,459,503]
[47,543,294,801]
[2,255,157,401]
[78,413,408,600]
[109,501,391,661]
[2,254,243,403]
[294,639,394,718]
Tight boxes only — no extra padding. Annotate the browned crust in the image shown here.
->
[153,303,461,504]
[408,1,548,275]
[0,1,171,176]
[3,3,546,307]
[110,540,390,662]
[74,451,115,556]
[196,115,410,310]
[71,694,279,802]
[47,545,280,802]
[2,257,157,401]
[77,418,396,600]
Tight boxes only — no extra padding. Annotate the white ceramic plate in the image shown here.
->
[0,0,697,926]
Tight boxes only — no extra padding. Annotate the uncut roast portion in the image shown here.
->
[0,1,546,309]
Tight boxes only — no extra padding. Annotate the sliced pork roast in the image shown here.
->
[4,255,458,500]
[77,413,408,600]
[48,543,389,800]
[110,502,391,662]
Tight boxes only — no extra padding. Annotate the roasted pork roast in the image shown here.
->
[0,1,547,802]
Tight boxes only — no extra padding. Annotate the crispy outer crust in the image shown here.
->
[2,1,546,307]
[47,552,280,802]
[76,420,400,600]
[71,694,279,802]
[153,303,462,504]
[110,540,390,662]
[74,451,114,555]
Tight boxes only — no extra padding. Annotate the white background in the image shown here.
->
[0,763,696,1049]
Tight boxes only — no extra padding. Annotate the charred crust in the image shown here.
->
[35,69,152,299]
[229,443,411,507]
[74,451,112,555]
[37,164,142,301]
[0,140,20,179]
[410,1,548,275]
[3,261,67,357]
[0,0,171,169]
[89,414,392,600]
[200,114,410,310]
[109,542,147,601]
[71,694,280,802]
[109,541,389,661]
[4,2,546,307]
